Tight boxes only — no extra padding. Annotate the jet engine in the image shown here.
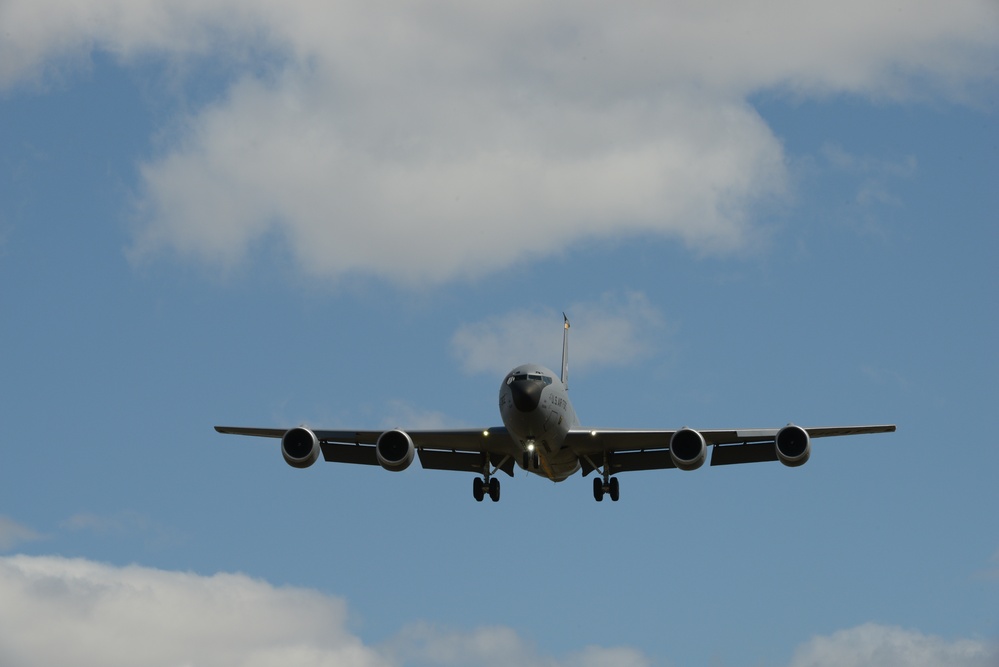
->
[776,424,811,467]
[670,428,707,471]
[376,429,416,472]
[282,427,321,469]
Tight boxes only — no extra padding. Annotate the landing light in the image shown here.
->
[527,442,535,452]
[591,430,597,436]
[482,430,489,437]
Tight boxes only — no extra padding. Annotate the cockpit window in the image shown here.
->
[507,373,554,385]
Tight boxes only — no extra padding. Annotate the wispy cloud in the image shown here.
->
[822,144,919,178]
[820,143,920,237]
[974,547,999,583]
[379,400,462,431]
[2,0,994,285]
[61,511,187,551]
[450,293,667,377]
[0,517,43,551]
[386,622,651,667]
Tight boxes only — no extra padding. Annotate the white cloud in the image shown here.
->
[0,555,652,667]
[789,623,997,667]
[0,517,43,551]
[1,0,996,284]
[0,554,387,667]
[451,292,666,376]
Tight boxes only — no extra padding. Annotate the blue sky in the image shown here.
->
[1,1,997,665]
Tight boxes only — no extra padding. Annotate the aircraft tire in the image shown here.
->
[488,477,500,502]
[473,477,485,502]
[609,476,620,502]
[593,477,604,502]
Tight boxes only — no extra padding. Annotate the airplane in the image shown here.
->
[215,315,895,502]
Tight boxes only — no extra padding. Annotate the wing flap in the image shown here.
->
[418,451,516,477]
[314,428,510,453]
[566,429,673,455]
[321,443,379,465]
[609,450,677,473]
[710,442,779,466]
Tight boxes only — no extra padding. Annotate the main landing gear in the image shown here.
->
[593,475,620,502]
[473,454,509,502]
[473,476,500,502]
[587,450,619,501]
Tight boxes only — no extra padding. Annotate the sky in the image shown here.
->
[0,1,997,665]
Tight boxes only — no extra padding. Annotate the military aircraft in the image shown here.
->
[216,315,895,502]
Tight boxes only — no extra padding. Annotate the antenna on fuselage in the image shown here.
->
[561,313,570,390]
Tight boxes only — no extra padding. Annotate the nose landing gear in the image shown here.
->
[522,450,540,470]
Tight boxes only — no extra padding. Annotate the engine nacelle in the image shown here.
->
[375,429,416,472]
[670,428,707,471]
[282,427,321,469]
[776,424,811,467]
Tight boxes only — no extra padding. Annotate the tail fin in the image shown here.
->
[561,313,570,390]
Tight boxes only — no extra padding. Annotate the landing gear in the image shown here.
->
[587,451,620,502]
[522,450,540,470]
[592,475,620,501]
[473,476,501,502]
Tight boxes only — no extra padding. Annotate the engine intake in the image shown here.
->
[670,428,707,471]
[376,429,416,472]
[282,427,321,468]
[776,424,811,467]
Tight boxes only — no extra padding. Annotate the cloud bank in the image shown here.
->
[1,0,996,284]
[0,554,645,667]
[789,623,997,667]
[0,555,384,667]
[0,555,994,667]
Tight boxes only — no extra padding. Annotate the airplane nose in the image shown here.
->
[509,380,543,412]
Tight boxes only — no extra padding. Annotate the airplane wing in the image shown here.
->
[565,424,897,474]
[214,425,518,476]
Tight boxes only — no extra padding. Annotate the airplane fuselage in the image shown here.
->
[499,363,581,481]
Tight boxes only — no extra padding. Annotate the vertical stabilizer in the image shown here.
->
[561,313,570,390]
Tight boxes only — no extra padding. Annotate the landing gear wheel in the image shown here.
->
[473,477,485,502]
[593,476,604,502]
[609,476,620,502]
[488,477,500,502]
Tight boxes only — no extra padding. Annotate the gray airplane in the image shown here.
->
[216,316,895,502]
